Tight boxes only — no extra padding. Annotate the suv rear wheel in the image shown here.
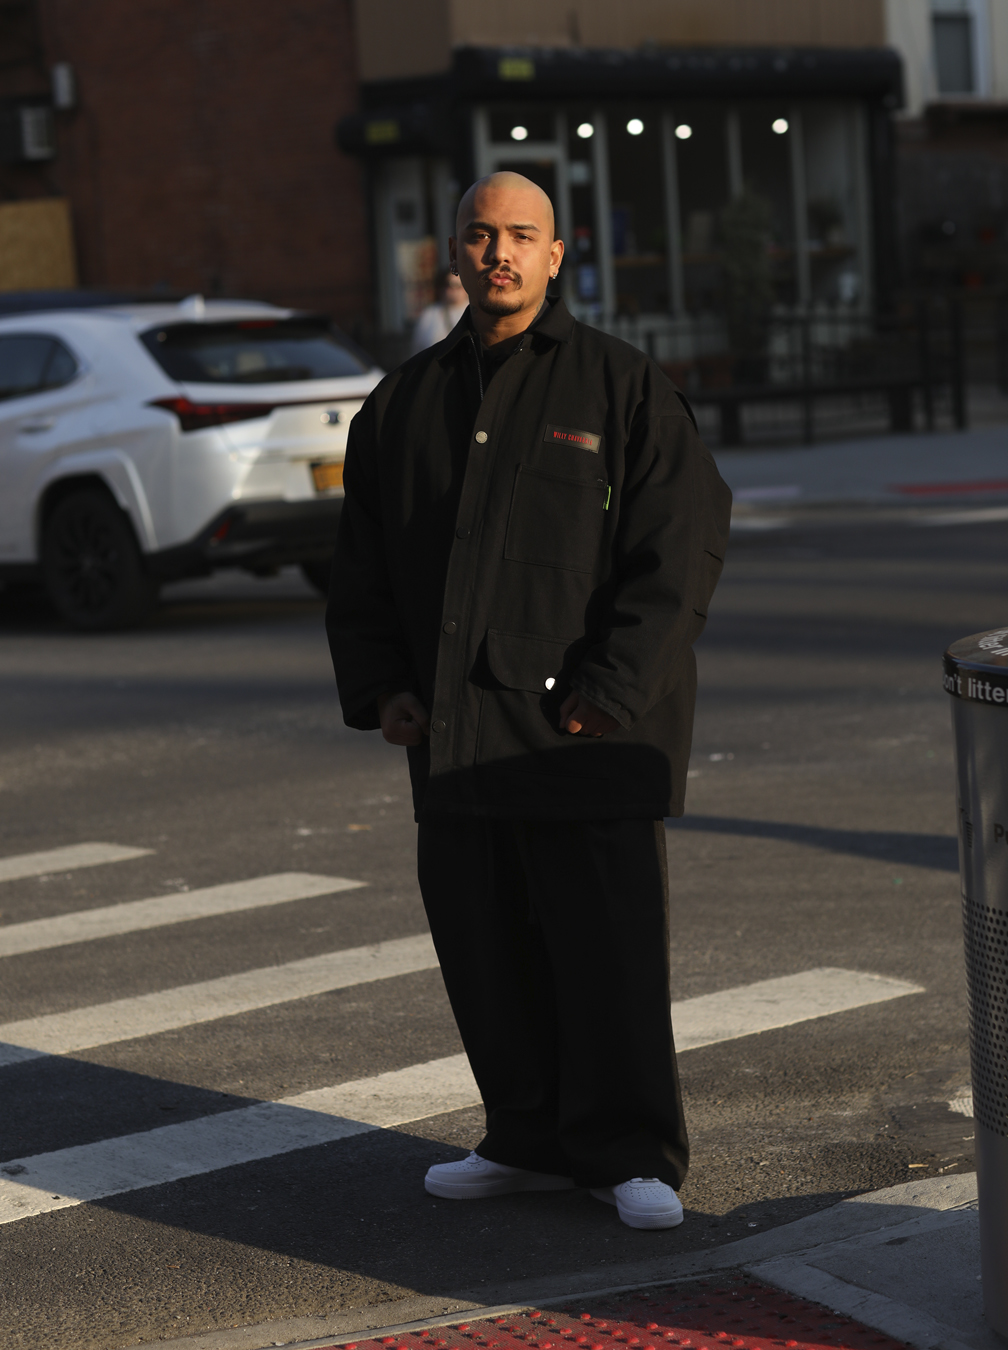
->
[42,489,158,630]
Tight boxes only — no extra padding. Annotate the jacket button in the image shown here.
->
[474,431,488,444]
[456,526,470,539]
[432,719,446,733]
[443,621,457,634]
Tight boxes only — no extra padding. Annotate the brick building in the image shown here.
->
[0,0,372,330]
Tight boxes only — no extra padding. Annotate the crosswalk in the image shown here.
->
[0,840,925,1234]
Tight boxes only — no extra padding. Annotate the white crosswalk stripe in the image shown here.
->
[0,842,152,884]
[0,932,439,1065]
[672,968,923,1051]
[0,957,921,1070]
[0,872,365,958]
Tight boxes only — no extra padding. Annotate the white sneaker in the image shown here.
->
[590,1177,684,1229]
[425,1152,575,1199]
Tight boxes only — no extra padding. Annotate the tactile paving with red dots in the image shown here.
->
[334,1279,910,1350]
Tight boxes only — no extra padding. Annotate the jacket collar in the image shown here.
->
[437,295,575,360]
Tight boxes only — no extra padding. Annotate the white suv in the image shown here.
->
[0,295,383,629]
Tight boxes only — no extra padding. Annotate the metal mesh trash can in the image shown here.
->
[945,626,1008,1337]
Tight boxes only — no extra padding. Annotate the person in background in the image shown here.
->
[410,266,468,354]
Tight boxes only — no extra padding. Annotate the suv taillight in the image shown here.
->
[148,397,274,432]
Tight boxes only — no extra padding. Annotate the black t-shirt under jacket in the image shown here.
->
[326,298,732,821]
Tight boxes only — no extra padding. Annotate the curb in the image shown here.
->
[135,1174,983,1350]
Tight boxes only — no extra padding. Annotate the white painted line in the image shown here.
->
[0,959,918,1069]
[0,932,438,1066]
[0,842,152,884]
[921,505,1008,526]
[0,873,365,959]
[0,1053,478,1225]
[672,967,923,1051]
[733,485,802,503]
[948,1089,973,1117]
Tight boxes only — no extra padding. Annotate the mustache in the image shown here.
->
[478,265,523,290]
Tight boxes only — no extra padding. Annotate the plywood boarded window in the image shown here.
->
[0,199,77,292]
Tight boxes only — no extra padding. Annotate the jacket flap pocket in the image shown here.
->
[486,630,572,694]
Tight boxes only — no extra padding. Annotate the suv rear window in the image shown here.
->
[140,318,372,384]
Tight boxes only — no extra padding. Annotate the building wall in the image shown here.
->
[992,0,1008,99]
[884,0,934,112]
[34,0,371,326]
[355,0,887,83]
[884,0,1008,114]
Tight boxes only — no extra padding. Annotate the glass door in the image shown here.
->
[472,106,574,310]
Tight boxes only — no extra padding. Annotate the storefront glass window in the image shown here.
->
[737,103,797,307]
[605,104,667,315]
[566,107,599,307]
[373,99,873,337]
[673,104,730,317]
[373,156,455,335]
[803,103,865,306]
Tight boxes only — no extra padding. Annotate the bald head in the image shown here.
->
[449,171,564,343]
[455,171,555,241]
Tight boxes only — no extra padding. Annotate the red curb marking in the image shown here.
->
[888,479,1008,496]
[319,1277,912,1350]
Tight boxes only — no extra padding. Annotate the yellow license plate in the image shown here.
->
[311,461,344,493]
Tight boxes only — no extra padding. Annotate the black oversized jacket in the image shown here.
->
[326,298,732,820]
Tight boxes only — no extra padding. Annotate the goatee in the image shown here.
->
[476,267,524,316]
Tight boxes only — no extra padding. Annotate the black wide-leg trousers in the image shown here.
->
[416,816,689,1190]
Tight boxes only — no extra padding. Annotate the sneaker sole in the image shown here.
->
[590,1186,684,1230]
[426,1174,575,1200]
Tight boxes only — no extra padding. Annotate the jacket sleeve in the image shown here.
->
[325,395,416,730]
[570,407,732,728]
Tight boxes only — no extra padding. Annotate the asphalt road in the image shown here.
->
[0,513,1004,1350]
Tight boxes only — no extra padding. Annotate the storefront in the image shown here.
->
[338,45,902,362]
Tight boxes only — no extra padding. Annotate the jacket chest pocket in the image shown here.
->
[503,465,607,573]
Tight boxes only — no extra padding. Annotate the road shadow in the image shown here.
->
[667,814,958,872]
[0,1039,970,1347]
[0,573,325,637]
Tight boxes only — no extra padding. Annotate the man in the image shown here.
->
[326,171,731,1230]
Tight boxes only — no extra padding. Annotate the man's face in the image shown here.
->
[450,182,562,320]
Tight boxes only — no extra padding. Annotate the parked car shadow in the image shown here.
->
[0,568,326,636]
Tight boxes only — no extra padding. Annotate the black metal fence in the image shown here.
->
[657,298,969,449]
[365,291,1008,451]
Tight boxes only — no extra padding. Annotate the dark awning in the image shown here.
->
[451,44,903,104]
[337,44,904,159]
[335,102,452,158]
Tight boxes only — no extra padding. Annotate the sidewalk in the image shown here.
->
[714,424,1008,525]
[154,1172,998,1350]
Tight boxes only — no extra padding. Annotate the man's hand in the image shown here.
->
[559,691,621,737]
[377,691,430,746]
